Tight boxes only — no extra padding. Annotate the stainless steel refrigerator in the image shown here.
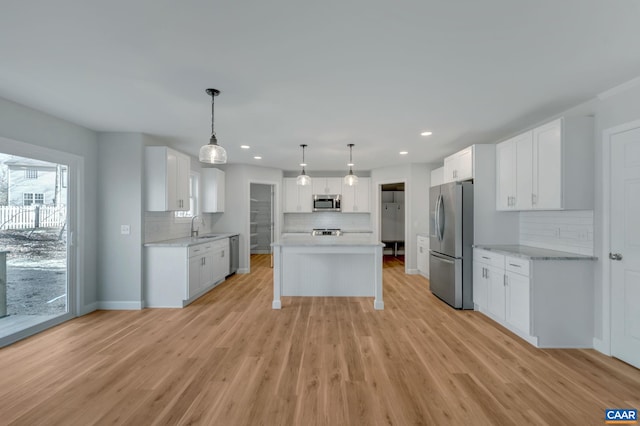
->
[429,181,474,309]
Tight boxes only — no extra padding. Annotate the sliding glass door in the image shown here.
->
[0,152,70,342]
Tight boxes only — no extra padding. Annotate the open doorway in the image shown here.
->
[250,183,274,269]
[0,152,70,342]
[381,182,405,264]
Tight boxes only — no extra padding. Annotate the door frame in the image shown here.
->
[374,179,409,273]
[598,118,640,355]
[0,136,83,347]
[246,179,280,273]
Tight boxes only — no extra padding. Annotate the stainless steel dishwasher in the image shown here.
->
[228,234,239,276]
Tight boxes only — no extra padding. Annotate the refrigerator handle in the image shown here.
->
[437,194,444,241]
[434,195,440,241]
[429,250,455,264]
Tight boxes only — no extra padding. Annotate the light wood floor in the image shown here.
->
[0,254,638,425]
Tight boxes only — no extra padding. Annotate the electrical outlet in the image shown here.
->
[120,225,131,235]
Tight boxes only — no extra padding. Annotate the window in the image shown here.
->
[23,193,44,206]
[25,168,38,179]
[61,168,67,188]
[175,172,199,221]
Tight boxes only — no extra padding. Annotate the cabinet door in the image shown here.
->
[298,183,313,212]
[283,178,299,213]
[342,178,370,213]
[443,155,456,183]
[533,118,562,209]
[486,265,505,321]
[472,261,487,309]
[166,150,179,211]
[456,147,474,181]
[417,240,429,275]
[201,251,214,288]
[188,256,202,298]
[202,168,225,213]
[506,272,530,333]
[515,131,533,210]
[175,153,190,211]
[496,139,517,210]
[312,178,326,195]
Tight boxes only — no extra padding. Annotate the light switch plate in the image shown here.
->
[121,225,131,235]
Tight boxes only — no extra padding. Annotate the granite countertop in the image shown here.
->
[273,234,383,247]
[145,233,238,247]
[473,244,597,261]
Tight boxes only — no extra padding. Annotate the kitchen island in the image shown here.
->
[272,234,384,310]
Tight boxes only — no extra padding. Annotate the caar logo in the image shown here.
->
[605,409,638,424]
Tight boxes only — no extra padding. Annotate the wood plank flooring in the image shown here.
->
[0,254,638,425]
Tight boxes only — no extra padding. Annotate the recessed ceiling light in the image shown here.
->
[300,163,307,167]
[254,156,262,160]
[421,131,433,136]
[347,162,354,167]
[241,145,250,149]
[400,151,408,155]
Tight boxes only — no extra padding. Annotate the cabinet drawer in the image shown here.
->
[474,249,504,268]
[211,238,229,251]
[189,243,213,257]
[417,235,428,245]
[505,256,530,276]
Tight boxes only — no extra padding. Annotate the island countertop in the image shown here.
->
[473,244,597,261]
[273,235,384,247]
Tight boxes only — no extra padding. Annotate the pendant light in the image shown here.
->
[199,88,227,164]
[344,143,358,186]
[297,144,311,186]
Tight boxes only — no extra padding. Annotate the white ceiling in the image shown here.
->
[1,1,639,172]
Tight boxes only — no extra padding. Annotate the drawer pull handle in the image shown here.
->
[482,256,490,259]
[509,263,521,267]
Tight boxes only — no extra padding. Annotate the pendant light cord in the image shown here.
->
[211,93,215,138]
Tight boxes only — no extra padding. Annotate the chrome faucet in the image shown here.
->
[191,215,202,238]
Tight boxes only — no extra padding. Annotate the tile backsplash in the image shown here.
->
[283,213,371,233]
[144,212,215,243]
[519,210,593,255]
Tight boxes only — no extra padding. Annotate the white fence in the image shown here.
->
[0,205,66,230]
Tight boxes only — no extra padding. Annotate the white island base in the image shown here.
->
[272,236,384,310]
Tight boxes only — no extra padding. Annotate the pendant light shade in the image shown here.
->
[344,144,358,186]
[199,88,227,164]
[297,144,311,186]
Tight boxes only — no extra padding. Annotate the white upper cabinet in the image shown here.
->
[495,117,593,211]
[443,146,474,183]
[145,146,190,211]
[202,168,225,213]
[342,177,370,213]
[312,177,342,195]
[532,119,562,210]
[430,167,444,187]
[496,131,533,210]
[283,178,312,213]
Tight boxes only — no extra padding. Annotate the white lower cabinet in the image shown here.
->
[473,248,593,348]
[417,235,429,277]
[145,238,229,308]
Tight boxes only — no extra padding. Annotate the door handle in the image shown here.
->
[609,252,623,261]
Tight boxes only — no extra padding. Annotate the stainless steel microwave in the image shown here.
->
[313,194,341,211]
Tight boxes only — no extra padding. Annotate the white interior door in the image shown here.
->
[611,126,640,369]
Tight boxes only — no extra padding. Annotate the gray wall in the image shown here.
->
[0,96,99,313]
[97,133,144,308]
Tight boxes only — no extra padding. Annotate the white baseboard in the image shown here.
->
[79,302,98,316]
[593,337,609,355]
[238,268,250,274]
[406,268,419,275]
[97,301,144,310]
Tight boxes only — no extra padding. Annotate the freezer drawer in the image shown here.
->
[429,251,463,308]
